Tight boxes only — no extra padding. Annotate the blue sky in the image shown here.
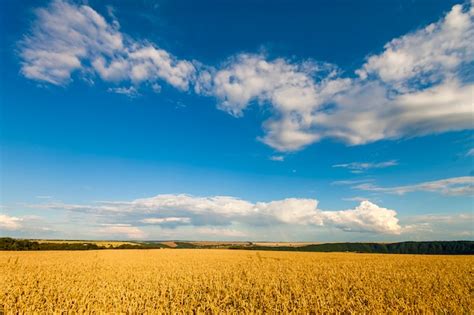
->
[0,0,473,241]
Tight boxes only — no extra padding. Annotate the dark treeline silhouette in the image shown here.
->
[232,241,474,255]
[1,237,472,254]
[0,238,101,250]
[0,238,168,250]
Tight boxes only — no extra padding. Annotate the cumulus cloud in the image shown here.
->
[0,214,23,230]
[19,0,474,152]
[201,54,339,117]
[321,201,401,234]
[199,2,474,150]
[30,194,402,235]
[333,160,398,173]
[357,2,474,90]
[354,176,474,196]
[201,54,351,151]
[20,0,195,89]
[20,0,124,85]
[20,192,473,238]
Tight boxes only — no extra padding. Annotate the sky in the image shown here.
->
[0,0,473,241]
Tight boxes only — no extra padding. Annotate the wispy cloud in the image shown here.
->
[408,213,474,223]
[141,217,191,225]
[400,213,474,238]
[333,160,398,173]
[354,176,474,196]
[107,86,140,98]
[269,155,285,162]
[466,148,474,156]
[331,179,374,186]
[18,0,474,152]
[342,196,370,202]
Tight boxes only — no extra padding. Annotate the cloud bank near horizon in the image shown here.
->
[23,195,402,235]
[19,0,474,152]
[2,190,472,240]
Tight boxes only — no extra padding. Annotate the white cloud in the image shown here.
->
[269,155,285,162]
[401,223,433,234]
[321,201,401,234]
[317,79,473,146]
[342,196,371,202]
[400,212,474,238]
[127,46,195,90]
[141,217,191,224]
[19,0,474,152]
[20,0,123,85]
[0,214,23,230]
[201,2,474,151]
[331,179,374,186]
[202,54,338,117]
[20,0,195,90]
[200,53,352,151]
[126,194,256,217]
[20,193,474,239]
[408,213,474,223]
[255,198,323,225]
[31,194,403,234]
[98,224,146,239]
[107,86,139,97]
[355,176,474,196]
[466,148,474,156]
[0,214,59,236]
[357,3,474,91]
[333,160,398,173]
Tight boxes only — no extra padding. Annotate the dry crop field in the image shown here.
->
[1,250,472,313]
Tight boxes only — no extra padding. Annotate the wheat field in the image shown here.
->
[1,249,472,313]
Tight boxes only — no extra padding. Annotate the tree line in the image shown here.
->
[233,241,474,254]
[0,238,167,250]
[1,237,472,254]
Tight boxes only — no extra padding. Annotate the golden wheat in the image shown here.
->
[1,249,472,313]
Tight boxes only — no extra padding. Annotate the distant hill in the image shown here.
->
[1,238,473,254]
